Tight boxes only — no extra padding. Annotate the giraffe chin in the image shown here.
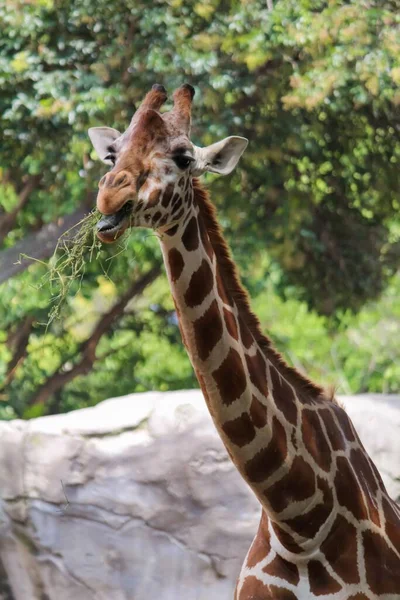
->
[96,202,132,243]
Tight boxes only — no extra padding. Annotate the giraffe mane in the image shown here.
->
[193,179,327,402]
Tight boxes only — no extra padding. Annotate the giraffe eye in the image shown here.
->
[173,155,194,170]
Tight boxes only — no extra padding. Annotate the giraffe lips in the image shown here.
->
[96,202,133,243]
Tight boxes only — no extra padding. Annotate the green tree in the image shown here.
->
[1,0,399,418]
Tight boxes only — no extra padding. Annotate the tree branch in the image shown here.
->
[0,175,41,244]
[0,200,93,285]
[28,263,162,408]
[1,315,35,390]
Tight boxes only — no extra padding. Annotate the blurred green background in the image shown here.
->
[0,0,399,420]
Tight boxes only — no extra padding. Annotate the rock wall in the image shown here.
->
[0,391,399,600]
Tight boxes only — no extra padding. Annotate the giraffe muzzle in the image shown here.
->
[96,201,133,243]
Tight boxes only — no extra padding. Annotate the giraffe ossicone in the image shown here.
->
[88,84,400,599]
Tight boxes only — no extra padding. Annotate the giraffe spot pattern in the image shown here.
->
[272,522,304,554]
[212,348,247,406]
[147,188,160,207]
[181,216,199,251]
[250,395,268,428]
[168,248,184,282]
[161,182,175,207]
[198,216,214,259]
[238,316,253,348]
[363,529,400,594]
[165,223,179,236]
[223,307,239,340]
[382,495,400,550]
[331,403,356,442]
[285,476,333,538]
[267,455,316,514]
[222,412,256,448]
[262,554,300,586]
[270,365,298,426]
[244,416,287,483]
[184,259,214,308]
[239,577,297,600]
[308,560,341,596]
[301,409,332,472]
[318,408,346,451]
[350,447,380,525]
[172,198,183,214]
[216,270,233,307]
[245,350,269,397]
[320,514,359,584]
[173,207,184,221]
[335,456,368,520]
[246,512,271,568]
[153,210,162,222]
[193,300,223,362]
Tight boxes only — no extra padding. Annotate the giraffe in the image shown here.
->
[88,84,400,599]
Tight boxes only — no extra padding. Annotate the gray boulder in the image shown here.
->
[0,391,399,600]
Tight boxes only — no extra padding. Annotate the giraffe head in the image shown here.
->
[88,84,248,242]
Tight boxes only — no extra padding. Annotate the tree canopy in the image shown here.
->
[1,0,399,418]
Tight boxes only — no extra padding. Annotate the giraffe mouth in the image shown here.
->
[96,201,133,243]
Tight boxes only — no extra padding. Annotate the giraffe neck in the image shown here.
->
[159,181,400,596]
[160,181,325,527]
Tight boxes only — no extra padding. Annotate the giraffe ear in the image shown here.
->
[193,136,248,176]
[88,127,121,164]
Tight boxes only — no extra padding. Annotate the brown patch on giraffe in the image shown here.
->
[318,407,346,451]
[223,307,239,340]
[382,495,400,551]
[222,412,256,448]
[245,350,269,397]
[244,416,287,483]
[347,596,369,600]
[301,410,332,472]
[238,577,297,600]
[246,511,271,568]
[335,456,368,521]
[308,560,341,596]
[331,403,356,442]
[181,216,199,251]
[161,183,175,207]
[184,259,214,308]
[350,447,380,526]
[153,210,162,222]
[197,214,214,259]
[165,223,179,236]
[267,456,316,514]
[320,514,359,584]
[270,365,298,426]
[216,270,233,307]
[238,316,253,348]
[172,198,183,214]
[193,299,223,361]
[173,207,184,221]
[168,248,184,282]
[363,529,400,594]
[212,348,247,406]
[171,192,181,206]
[285,476,333,538]
[272,523,304,554]
[147,188,160,207]
[250,395,268,428]
[262,554,300,586]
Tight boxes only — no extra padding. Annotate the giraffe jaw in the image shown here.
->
[96,201,133,243]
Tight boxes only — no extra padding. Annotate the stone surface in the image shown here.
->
[0,390,399,600]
